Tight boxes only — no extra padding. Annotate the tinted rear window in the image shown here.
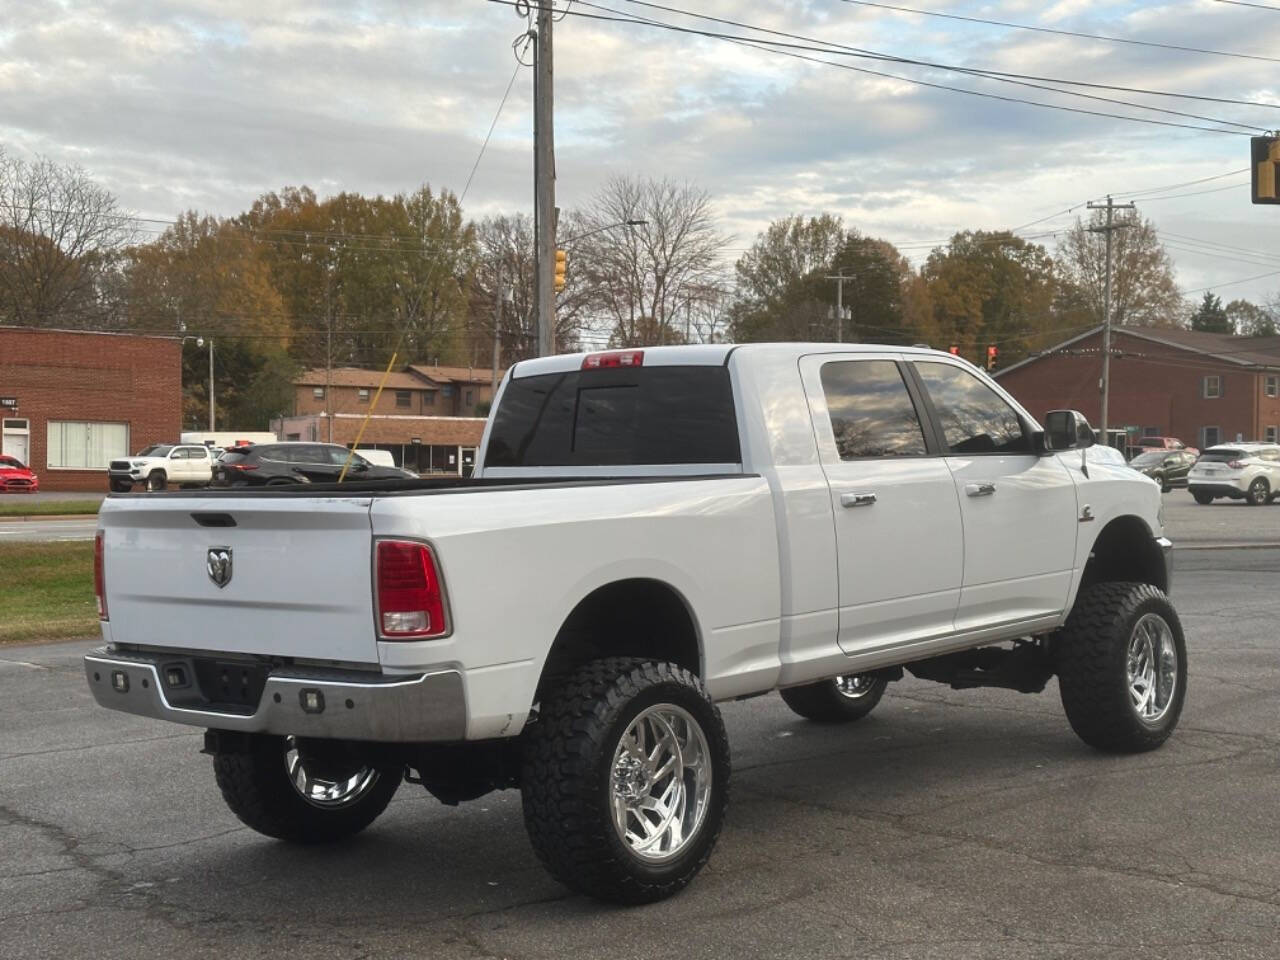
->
[486,366,740,467]
[1200,449,1245,462]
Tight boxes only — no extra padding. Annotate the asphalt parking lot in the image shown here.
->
[1,548,1277,959]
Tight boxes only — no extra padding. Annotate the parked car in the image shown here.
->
[108,444,217,492]
[86,344,1183,904]
[1135,436,1199,457]
[1187,443,1280,505]
[354,448,401,469]
[1128,449,1195,492]
[0,455,38,493]
[211,442,415,486]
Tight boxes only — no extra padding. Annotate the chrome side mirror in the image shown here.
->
[1045,410,1096,451]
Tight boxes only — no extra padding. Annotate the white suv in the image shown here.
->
[107,444,217,492]
[1187,443,1280,505]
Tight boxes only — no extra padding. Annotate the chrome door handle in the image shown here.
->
[965,482,997,498]
[840,492,877,508]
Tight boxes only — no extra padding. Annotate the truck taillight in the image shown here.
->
[375,540,448,639]
[582,350,644,370]
[94,532,107,621]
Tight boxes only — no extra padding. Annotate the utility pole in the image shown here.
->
[533,4,556,357]
[1087,196,1136,441]
[207,338,215,432]
[492,263,503,396]
[826,275,856,342]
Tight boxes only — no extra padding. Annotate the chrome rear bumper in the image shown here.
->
[84,647,466,742]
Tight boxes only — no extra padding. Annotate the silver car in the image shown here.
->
[1186,443,1280,505]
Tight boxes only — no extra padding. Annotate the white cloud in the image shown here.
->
[1,0,1278,301]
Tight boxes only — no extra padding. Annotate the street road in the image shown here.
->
[0,517,98,543]
[2,549,1277,959]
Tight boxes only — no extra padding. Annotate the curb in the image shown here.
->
[1172,542,1280,551]
[0,514,99,524]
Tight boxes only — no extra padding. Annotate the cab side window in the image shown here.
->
[819,360,928,460]
[914,361,1030,455]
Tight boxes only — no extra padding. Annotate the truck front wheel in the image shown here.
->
[1055,583,1187,753]
[212,734,401,843]
[521,658,730,904]
[779,673,889,723]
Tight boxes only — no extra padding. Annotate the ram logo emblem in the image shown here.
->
[207,547,233,588]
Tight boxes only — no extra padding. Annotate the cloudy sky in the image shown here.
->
[3,0,1279,306]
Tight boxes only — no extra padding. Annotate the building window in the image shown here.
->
[1142,426,1160,437]
[1203,375,1222,399]
[1266,376,1278,398]
[424,392,436,407]
[1202,426,1221,448]
[1266,426,1278,444]
[313,387,325,400]
[441,385,454,398]
[358,388,370,403]
[286,433,301,442]
[465,389,474,406]
[47,421,129,470]
[395,390,411,408]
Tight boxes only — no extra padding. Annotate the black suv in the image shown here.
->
[212,443,415,487]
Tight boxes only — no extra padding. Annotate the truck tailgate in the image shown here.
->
[100,496,380,664]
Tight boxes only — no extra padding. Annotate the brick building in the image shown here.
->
[0,327,182,491]
[274,364,504,475]
[997,325,1280,450]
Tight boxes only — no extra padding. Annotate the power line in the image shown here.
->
[1134,180,1251,202]
[595,0,1280,114]
[1213,0,1280,10]
[839,0,1280,64]
[499,0,1268,136]
[1184,268,1280,294]
[1111,167,1251,198]
[460,36,532,204]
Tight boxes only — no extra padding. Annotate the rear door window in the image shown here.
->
[819,360,928,459]
[913,362,1030,455]
[486,366,740,467]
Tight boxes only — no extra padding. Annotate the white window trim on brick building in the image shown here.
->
[46,421,129,471]
[1266,376,1279,398]
[1267,426,1278,444]
[1201,425,1221,448]
[1203,375,1222,399]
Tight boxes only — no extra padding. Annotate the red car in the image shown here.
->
[0,455,39,493]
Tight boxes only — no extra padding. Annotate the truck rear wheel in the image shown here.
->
[779,673,888,723]
[1054,582,1187,753]
[212,734,401,843]
[521,657,730,904]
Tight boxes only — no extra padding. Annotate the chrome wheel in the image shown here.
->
[284,736,381,809]
[834,674,878,699]
[1126,614,1178,724]
[610,704,713,863]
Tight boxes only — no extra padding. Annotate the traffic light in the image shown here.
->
[948,345,960,356]
[986,345,998,371]
[1253,136,1280,205]
[554,249,568,292]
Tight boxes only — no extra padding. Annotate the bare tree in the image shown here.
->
[0,149,136,327]
[573,177,729,347]
[1056,211,1182,328]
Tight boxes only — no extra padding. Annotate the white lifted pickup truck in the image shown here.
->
[86,343,1183,904]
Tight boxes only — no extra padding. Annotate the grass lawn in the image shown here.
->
[0,499,101,518]
[0,541,99,644]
